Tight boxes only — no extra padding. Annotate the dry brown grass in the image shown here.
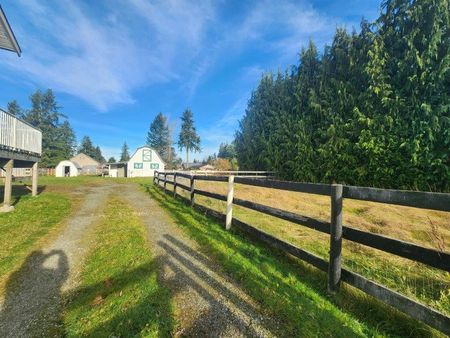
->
[172,177,450,314]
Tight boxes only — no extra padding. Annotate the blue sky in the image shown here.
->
[0,0,380,161]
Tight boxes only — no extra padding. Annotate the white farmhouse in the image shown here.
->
[109,146,165,178]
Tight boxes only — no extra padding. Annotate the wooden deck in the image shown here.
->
[0,109,42,165]
[0,108,42,211]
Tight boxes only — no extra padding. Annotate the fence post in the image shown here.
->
[163,173,167,192]
[190,175,195,207]
[225,175,235,230]
[32,161,38,197]
[173,173,177,198]
[328,183,343,293]
[154,171,158,184]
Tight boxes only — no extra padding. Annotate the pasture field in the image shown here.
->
[172,177,450,316]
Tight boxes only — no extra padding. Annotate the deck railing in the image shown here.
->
[0,109,42,156]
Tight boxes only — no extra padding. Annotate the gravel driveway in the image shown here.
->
[0,182,278,337]
[0,185,113,337]
[120,184,279,337]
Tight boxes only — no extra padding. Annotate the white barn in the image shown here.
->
[55,160,80,177]
[109,146,165,178]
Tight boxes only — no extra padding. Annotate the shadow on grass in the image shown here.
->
[0,183,46,206]
[64,260,174,337]
[157,237,274,337]
[1,237,173,337]
[0,250,68,337]
[145,184,439,337]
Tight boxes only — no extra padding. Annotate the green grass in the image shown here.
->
[146,185,445,338]
[0,193,71,286]
[64,196,174,337]
[36,176,152,187]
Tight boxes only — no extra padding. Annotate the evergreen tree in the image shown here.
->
[22,89,69,167]
[107,157,117,163]
[7,100,22,117]
[78,136,96,158]
[120,142,130,162]
[178,109,201,163]
[94,146,106,163]
[57,120,77,159]
[234,0,449,191]
[147,112,170,161]
[218,142,236,159]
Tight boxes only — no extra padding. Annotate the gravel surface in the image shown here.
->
[0,182,279,337]
[120,184,279,337]
[0,185,113,337]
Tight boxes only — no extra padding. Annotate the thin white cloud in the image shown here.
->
[1,0,346,114]
[2,0,211,111]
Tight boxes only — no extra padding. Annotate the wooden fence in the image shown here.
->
[154,170,450,335]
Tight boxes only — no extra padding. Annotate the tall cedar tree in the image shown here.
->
[147,113,170,161]
[120,142,131,162]
[234,0,450,191]
[178,109,201,163]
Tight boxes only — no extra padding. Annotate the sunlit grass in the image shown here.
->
[0,193,71,289]
[64,196,174,337]
[146,185,445,337]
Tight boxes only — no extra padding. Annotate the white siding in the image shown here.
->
[127,147,165,177]
[55,161,79,177]
[0,168,31,177]
[109,168,118,178]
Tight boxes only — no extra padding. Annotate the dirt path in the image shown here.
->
[0,185,113,337]
[120,183,279,337]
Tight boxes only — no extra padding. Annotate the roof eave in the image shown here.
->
[0,5,21,57]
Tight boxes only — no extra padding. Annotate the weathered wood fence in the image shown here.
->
[154,170,450,335]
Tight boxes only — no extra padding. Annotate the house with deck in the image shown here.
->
[0,109,42,212]
[109,146,165,177]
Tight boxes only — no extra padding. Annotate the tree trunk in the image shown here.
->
[186,148,189,164]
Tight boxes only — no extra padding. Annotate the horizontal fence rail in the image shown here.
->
[153,171,450,335]
[0,109,42,156]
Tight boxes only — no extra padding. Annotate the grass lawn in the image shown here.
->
[172,177,450,316]
[36,176,151,187]
[0,190,71,289]
[64,196,174,337]
[146,184,446,337]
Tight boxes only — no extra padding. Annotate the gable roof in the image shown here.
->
[129,146,166,165]
[70,153,100,166]
[57,160,81,169]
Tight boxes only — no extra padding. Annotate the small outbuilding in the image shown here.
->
[108,162,127,178]
[108,146,165,178]
[70,153,100,175]
[55,160,80,177]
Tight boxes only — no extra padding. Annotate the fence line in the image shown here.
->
[153,170,450,335]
